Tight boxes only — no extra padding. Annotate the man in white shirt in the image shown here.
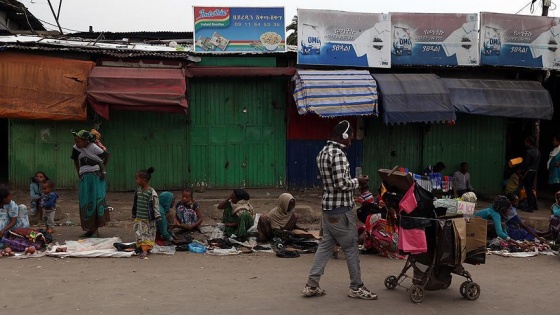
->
[453,162,474,198]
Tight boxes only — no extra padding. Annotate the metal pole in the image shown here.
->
[47,0,63,35]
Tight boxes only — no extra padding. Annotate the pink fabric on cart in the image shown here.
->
[399,183,417,214]
[398,228,427,254]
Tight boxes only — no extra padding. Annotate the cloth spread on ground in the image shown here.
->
[45,237,176,258]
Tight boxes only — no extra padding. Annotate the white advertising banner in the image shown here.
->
[297,9,391,68]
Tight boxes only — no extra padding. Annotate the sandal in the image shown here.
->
[80,231,94,238]
[138,251,148,259]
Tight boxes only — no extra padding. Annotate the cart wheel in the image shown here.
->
[409,285,425,303]
[464,282,480,300]
[384,276,398,290]
[460,281,471,297]
[442,277,452,289]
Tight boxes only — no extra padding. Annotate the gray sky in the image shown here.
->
[22,0,558,33]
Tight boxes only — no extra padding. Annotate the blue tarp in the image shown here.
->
[442,78,554,120]
[292,69,378,117]
[372,73,455,125]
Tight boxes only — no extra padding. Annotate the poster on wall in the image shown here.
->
[193,7,285,52]
[297,9,391,68]
[390,13,479,66]
[479,12,560,69]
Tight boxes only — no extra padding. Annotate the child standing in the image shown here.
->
[174,188,203,232]
[131,167,160,259]
[40,180,59,234]
[29,171,48,220]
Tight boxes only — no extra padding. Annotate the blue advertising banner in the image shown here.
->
[480,12,560,69]
[391,13,479,66]
[193,7,285,52]
[297,9,391,68]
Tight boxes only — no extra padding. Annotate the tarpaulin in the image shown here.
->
[0,52,95,121]
[441,78,554,120]
[372,73,455,125]
[185,67,296,77]
[292,70,378,117]
[87,67,188,120]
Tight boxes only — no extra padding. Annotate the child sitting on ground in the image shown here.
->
[40,180,59,234]
[173,188,203,233]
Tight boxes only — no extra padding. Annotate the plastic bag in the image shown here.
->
[151,244,176,255]
[210,223,225,239]
[247,213,260,233]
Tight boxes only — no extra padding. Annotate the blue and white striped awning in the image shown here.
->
[292,70,378,117]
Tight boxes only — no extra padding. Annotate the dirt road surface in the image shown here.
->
[2,189,559,314]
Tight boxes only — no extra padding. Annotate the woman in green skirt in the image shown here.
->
[71,130,110,237]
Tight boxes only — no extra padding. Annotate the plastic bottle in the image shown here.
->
[355,167,362,178]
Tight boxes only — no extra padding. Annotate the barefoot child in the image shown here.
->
[131,167,160,259]
[40,180,59,234]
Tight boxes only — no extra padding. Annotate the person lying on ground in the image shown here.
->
[217,189,254,241]
[257,193,307,242]
[171,188,203,233]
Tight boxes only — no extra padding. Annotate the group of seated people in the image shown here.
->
[475,191,560,243]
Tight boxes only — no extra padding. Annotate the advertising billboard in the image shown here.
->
[193,7,285,52]
[479,12,560,69]
[297,9,391,68]
[391,13,479,66]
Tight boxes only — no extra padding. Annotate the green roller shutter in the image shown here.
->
[189,78,286,188]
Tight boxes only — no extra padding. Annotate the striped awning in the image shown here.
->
[292,70,378,117]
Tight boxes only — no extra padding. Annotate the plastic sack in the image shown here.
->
[210,223,225,239]
[188,243,206,253]
[151,244,176,255]
[247,213,260,233]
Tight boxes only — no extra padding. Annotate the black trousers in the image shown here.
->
[522,171,538,211]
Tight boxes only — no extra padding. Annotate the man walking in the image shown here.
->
[302,120,377,300]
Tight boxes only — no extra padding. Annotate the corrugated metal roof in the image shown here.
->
[0,35,297,58]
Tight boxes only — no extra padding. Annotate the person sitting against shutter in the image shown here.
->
[131,167,160,259]
[217,189,254,242]
[0,187,30,237]
[453,162,474,198]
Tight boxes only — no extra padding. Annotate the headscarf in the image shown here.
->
[492,195,512,219]
[159,191,174,215]
[233,189,250,201]
[72,130,96,143]
[268,193,295,230]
